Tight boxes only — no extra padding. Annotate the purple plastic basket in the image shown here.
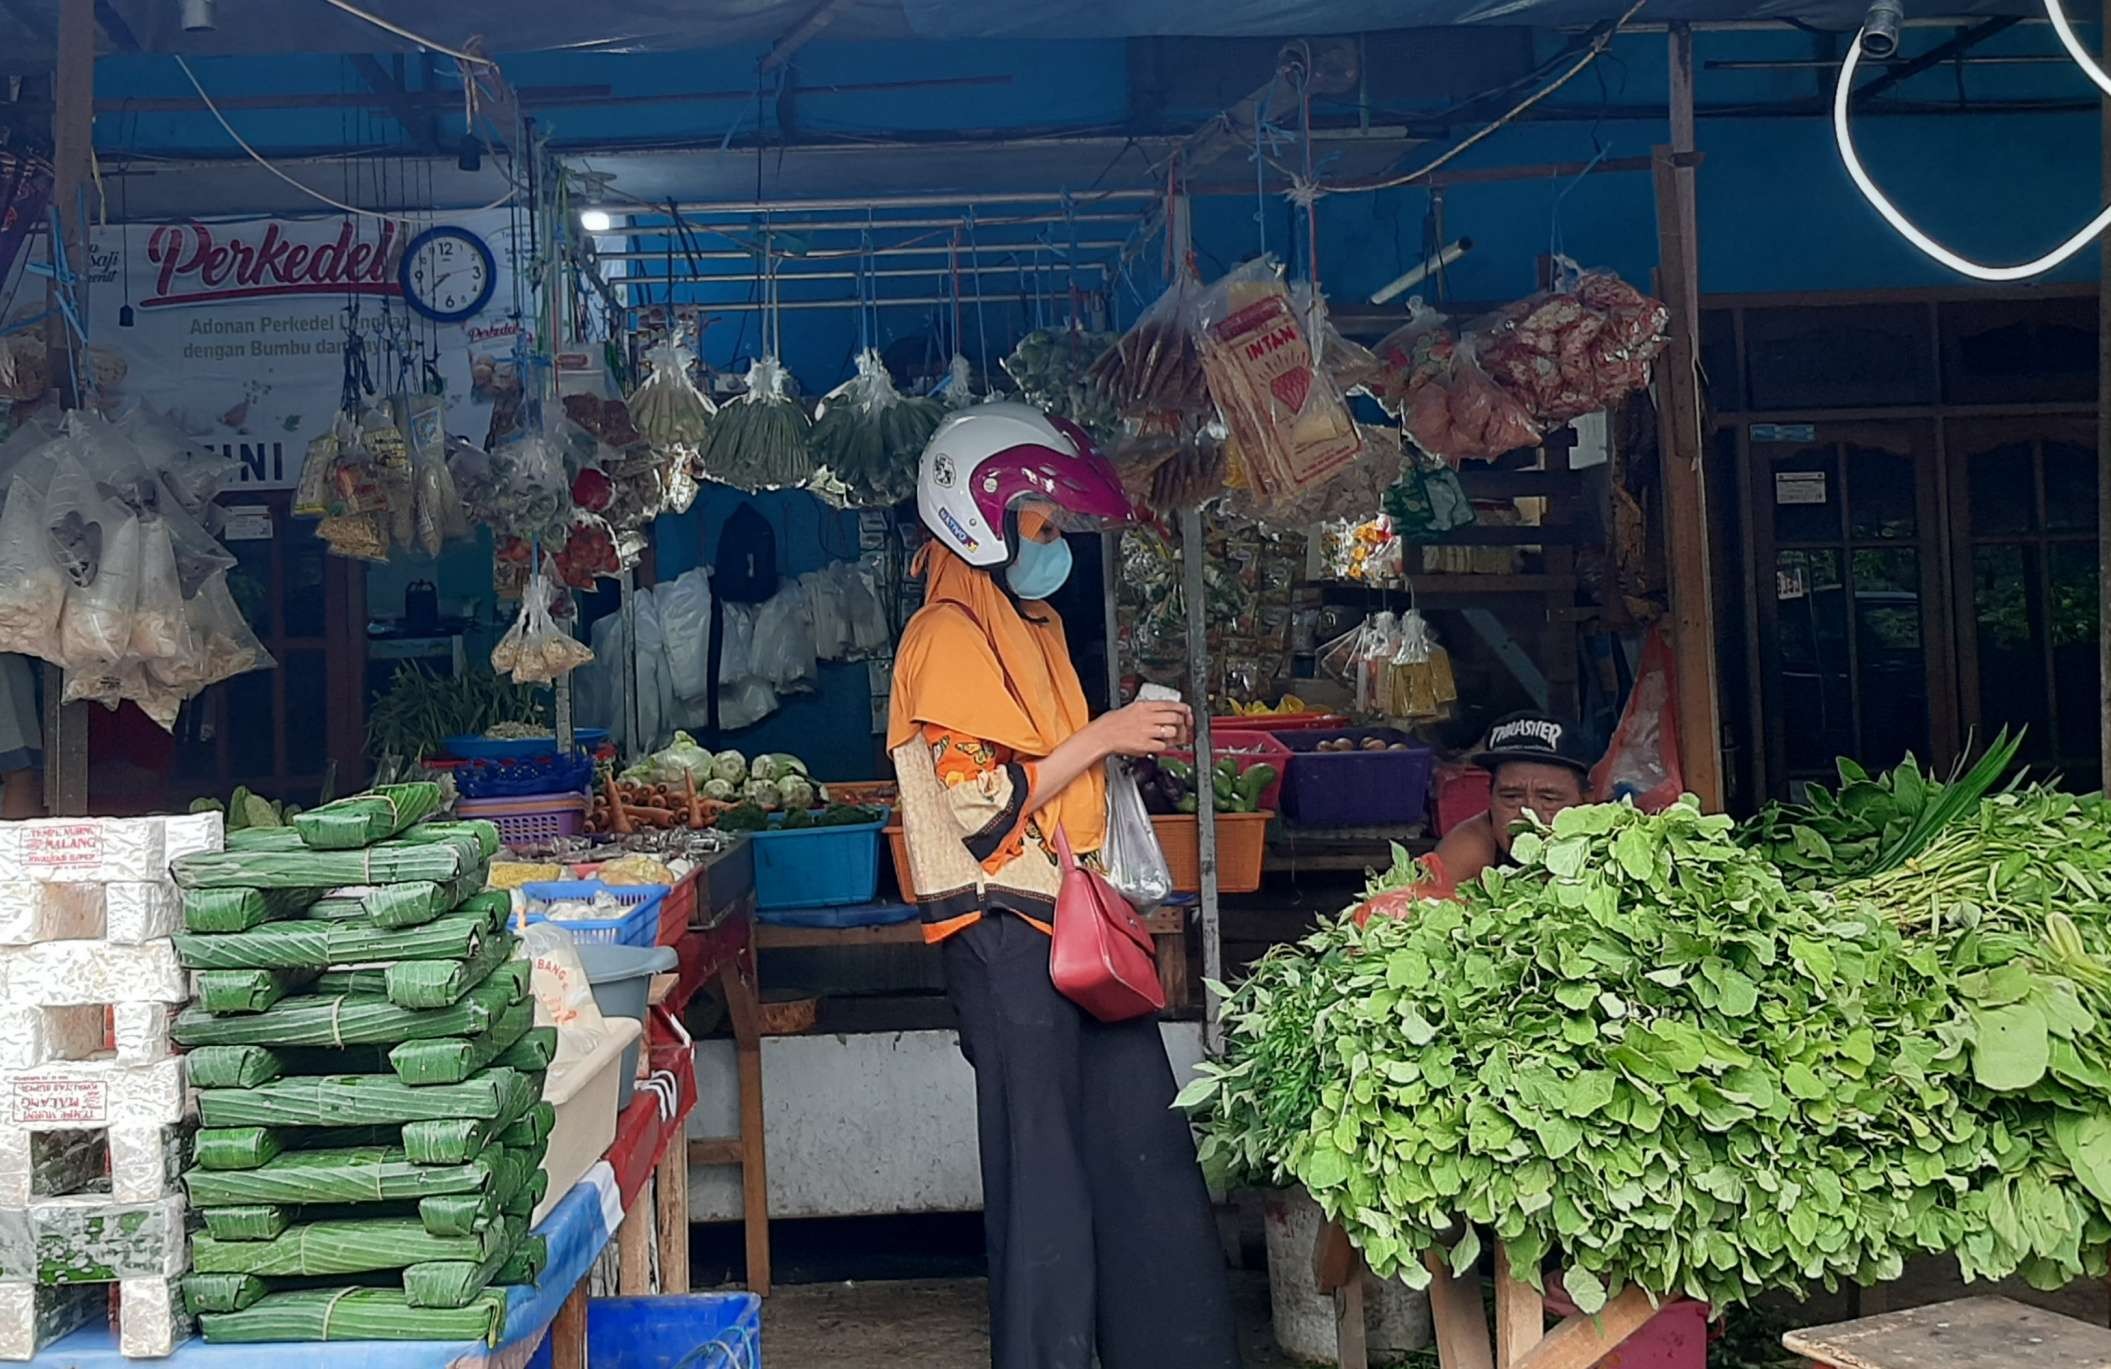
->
[1278,728,1435,827]
[456,794,588,846]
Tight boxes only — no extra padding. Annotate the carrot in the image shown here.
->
[603,776,634,836]
[683,771,705,829]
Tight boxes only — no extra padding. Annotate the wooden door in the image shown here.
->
[1744,420,1956,796]
[1946,416,2101,792]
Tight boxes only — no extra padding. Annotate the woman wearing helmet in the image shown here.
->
[888,402,1242,1369]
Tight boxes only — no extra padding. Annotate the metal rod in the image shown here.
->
[597,239,1128,263]
[621,262,1112,287]
[596,213,1140,239]
[626,290,1070,312]
[611,189,1157,215]
[1179,506,1222,1052]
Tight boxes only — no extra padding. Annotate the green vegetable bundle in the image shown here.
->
[1189,799,1951,1311]
[173,824,496,890]
[197,1287,507,1345]
[807,348,945,507]
[365,661,550,763]
[184,886,325,934]
[294,783,446,850]
[172,961,528,1048]
[175,907,504,972]
[701,356,814,491]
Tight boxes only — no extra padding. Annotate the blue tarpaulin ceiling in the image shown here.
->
[46,0,2047,61]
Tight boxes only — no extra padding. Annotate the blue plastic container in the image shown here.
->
[746,811,889,911]
[524,1293,762,1369]
[518,879,666,948]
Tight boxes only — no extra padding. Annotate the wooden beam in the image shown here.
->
[1653,25,1725,813]
[1494,1248,1546,1369]
[655,1140,692,1294]
[616,1200,653,1295]
[1425,1249,1497,1369]
[550,1281,589,1369]
[1509,1288,1659,1369]
[349,53,432,148]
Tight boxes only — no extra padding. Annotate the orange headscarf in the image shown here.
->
[887,541,1107,852]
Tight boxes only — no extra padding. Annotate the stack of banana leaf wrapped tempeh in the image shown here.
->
[169,787,555,1345]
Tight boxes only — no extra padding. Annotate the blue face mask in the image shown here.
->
[1005,535,1073,600]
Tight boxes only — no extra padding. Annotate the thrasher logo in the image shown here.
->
[1490,718,1562,750]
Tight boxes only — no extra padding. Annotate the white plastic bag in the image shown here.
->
[492,572,595,684]
[516,920,607,1031]
[751,583,817,693]
[1102,759,1173,908]
[0,452,65,661]
[803,567,852,661]
[716,676,779,731]
[656,567,716,703]
[844,560,890,656]
[717,601,756,684]
[633,589,674,752]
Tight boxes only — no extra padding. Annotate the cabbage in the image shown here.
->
[777,775,815,811]
[653,731,714,780]
[711,749,747,785]
[743,778,783,811]
[750,753,809,783]
[703,777,737,802]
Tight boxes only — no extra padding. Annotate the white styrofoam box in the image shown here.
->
[0,1119,186,1210]
[536,1017,639,1225]
[0,814,221,885]
[0,1281,102,1360]
[112,1003,170,1064]
[0,941,185,1006]
[0,883,102,945]
[1,1058,186,1131]
[119,1276,188,1358]
[0,1193,188,1281]
[0,1005,103,1071]
[103,884,182,945]
[161,812,222,867]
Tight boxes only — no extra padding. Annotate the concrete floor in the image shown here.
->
[759,1272,1304,1368]
[754,1260,2111,1369]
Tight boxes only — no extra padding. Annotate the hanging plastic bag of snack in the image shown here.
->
[1471,266,1669,424]
[1193,258,1365,509]
[1088,269,1209,422]
[0,438,66,660]
[492,570,595,685]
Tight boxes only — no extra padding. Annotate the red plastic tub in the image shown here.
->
[1209,711,1350,734]
[1164,730,1292,814]
[1435,764,1493,837]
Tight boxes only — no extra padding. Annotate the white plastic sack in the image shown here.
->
[657,567,716,703]
[844,560,890,656]
[0,454,64,661]
[751,582,817,693]
[718,601,756,684]
[716,676,779,731]
[802,567,852,662]
[576,611,624,742]
[633,588,676,753]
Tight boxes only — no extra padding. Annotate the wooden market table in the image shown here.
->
[1782,1296,2111,1369]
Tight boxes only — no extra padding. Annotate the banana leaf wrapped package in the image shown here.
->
[173,824,496,890]
[197,1287,507,1345]
[496,1234,547,1286]
[172,961,529,1049]
[386,998,536,1086]
[185,1144,506,1206]
[302,873,490,930]
[184,886,325,934]
[193,1217,505,1277]
[194,967,320,1015]
[196,1064,537,1131]
[187,1025,555,1091]
[293,783,445,850]
[196,1145,542,1241]
[175,905,504,972]
[310,931,514,1010]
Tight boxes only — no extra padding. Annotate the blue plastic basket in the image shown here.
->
[518,879,666,948]
[747,812,889,911]
[442,728,609,763]
[454,749,596,799]
[524,1293,761,1369]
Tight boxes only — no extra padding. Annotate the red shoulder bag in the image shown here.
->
[1048,825,1165,1023]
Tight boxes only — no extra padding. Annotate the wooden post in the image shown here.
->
[1426,1249,1497,1369]
[1494,1247,1546,1369]
[2098,0,2111,801]
[550,1280,589,1369]
[720,941,772,1295]
[41,0,93,818]
[1651,22,1724,812]
[616,1199,653,1296]
[655,1137,692,1294]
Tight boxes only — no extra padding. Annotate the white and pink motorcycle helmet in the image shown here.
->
[915,401,1135,569]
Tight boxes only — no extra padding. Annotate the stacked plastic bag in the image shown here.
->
[0,409,271,730]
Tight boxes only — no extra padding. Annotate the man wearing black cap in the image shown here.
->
[1426,711,1596,891]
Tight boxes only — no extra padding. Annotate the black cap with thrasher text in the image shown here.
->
[1472,711,1595,777]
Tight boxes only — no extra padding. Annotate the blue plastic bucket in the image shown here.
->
[524,1293,762,1369]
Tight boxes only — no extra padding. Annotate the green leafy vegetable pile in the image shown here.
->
[1187,779,2111,1314]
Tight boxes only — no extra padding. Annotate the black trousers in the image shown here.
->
[943,911,1243,1369]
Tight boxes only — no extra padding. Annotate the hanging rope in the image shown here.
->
[964,208,991,389]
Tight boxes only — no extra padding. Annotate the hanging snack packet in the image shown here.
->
[492,572,594,685]
[1193,258,1364,507]
[1088,271,1209,421]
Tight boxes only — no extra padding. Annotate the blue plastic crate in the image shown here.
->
[747,811,889,911]
[758,900,917,930]
[524,1293,761,1369]
[518,879,666,948]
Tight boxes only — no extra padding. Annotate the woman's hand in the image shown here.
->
[1089,699,1194,758]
